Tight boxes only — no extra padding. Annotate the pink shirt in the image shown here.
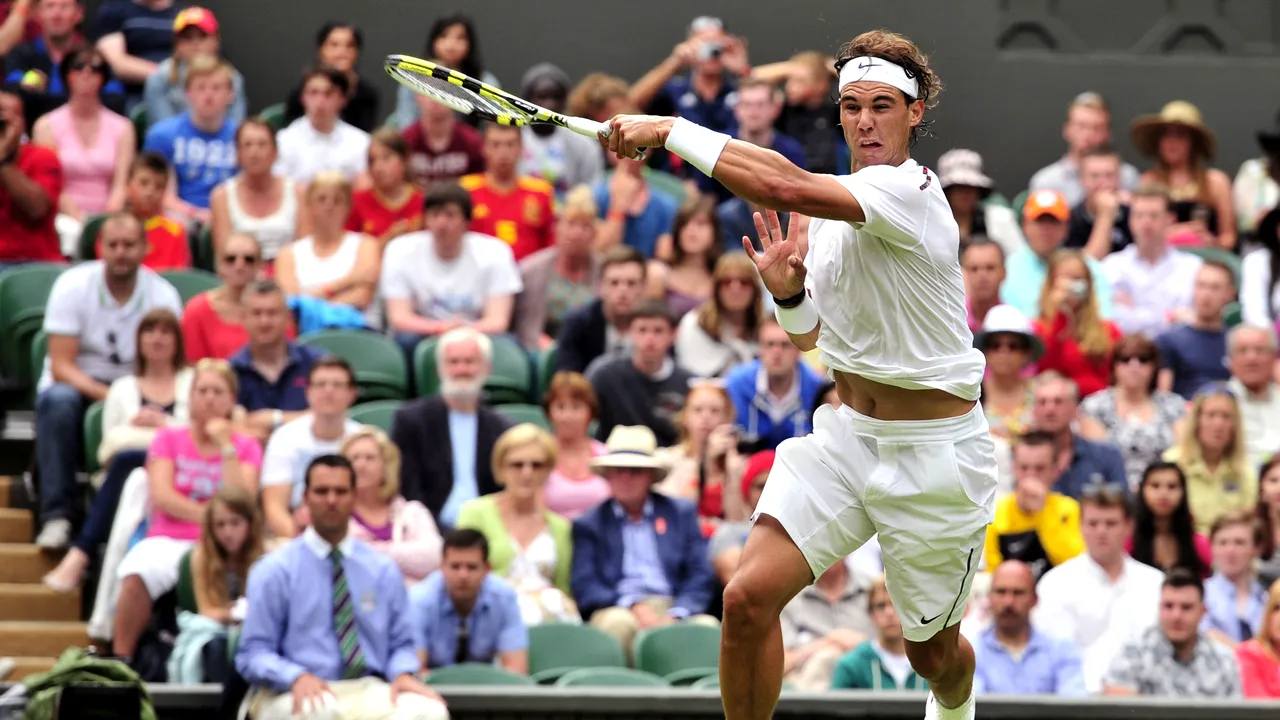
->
[542,440,611,521]
[146,425,263,540]
[1236,639,1280,699]
[345,496,442,585]
[47,105,130,215]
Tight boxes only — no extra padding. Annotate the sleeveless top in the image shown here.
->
[665,287,707,319]
[225,175,299,260]
[49,105,130,215]
[292,232,363,292]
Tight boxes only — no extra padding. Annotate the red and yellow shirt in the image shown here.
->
[460,173,555,262]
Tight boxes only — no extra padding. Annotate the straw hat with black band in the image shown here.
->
[1131,100,1218,160]
[589,425,669,482]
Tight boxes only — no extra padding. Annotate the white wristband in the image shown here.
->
[664,117,731,177]
[775,294,819,335]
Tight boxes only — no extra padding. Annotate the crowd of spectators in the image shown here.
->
[2,2,1280,715]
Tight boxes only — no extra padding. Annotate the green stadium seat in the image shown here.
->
[690,674,719,689]
[535,344,557,399]
[77,214,108,261]
[554,667,668,687]
[191,224,215,272]
[643,169,687,205]
[413,334,532,404]
[176,549,197,614]
[0,263,65,387]
[634,624,721,685]
[985,192,1012,209]
[160,269,221,306]
[1178,246,1242,283]
[1223,300,1242,329]
[29,329,47,385]
[259,103,287,131]
[527,622,626,684]
[494,403,550,431]
[299,330,409,401]
[425,663,535,686]
[83,401,104,473]
[129,104,148,147]
[1012,189,1029,218]
[347,400,403,434]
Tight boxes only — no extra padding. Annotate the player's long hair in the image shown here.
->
[1037,250,1114,358]
[193,485,265,613]
[697,254,764,341]
[1130,461,1209,578]
[833,30,943,146]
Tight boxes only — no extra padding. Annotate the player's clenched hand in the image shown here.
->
[743,210,807,299]
[599,115,673,161]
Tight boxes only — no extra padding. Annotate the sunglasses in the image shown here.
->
[987,338,1029,352]
[718,277,754,289]
[69,60,108,74]
[507,460,549,471]
[222,253,259,265]
[1117,355,1154,365]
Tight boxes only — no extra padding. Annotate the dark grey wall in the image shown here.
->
[103,0,1280,192]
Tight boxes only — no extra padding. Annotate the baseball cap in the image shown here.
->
[1022,189,1070,222]
[174,7,218,35]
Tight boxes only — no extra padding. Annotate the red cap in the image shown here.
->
[740,450,776,500]
[174,7,218,35]
[1022,189,1070,222]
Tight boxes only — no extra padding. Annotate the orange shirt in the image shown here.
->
[459,173,555,262]
[95,214,190,270]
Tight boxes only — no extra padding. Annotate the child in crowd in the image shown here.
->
[346,128,424,247]
[104,151,191,270]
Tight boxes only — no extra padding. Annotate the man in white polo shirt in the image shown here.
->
[274,66,370,185]
[1032,485,1163,693]
[35,213,183,549]
[259,356,362,539]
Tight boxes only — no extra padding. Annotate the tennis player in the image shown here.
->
[601,30,994,720]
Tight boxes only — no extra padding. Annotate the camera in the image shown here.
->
[698,41,723,61]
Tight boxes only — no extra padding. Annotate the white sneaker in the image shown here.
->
[35,518,72,550]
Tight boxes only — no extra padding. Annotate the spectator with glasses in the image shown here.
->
[34,212,182,550]
[181,234,291,362]
[673,253,763,379]
[209,118,309,264]
[1201,511,1268,647]
[284,21,379,133]
[974,305,1040,441]
[1163,384,1257,534]
[517,63,604,198]
[1079,334,1187,489]
[1127,461,1212,578]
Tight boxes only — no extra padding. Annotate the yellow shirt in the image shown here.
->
[984,492,1084,578]
[1162,446,1258,534]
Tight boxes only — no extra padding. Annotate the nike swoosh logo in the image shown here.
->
[921,613,944,624]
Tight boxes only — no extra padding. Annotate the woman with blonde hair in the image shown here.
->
[656,383,746,523]
[1163,384,1258,534]
[1132,101,1235,249]
[1236,579,1280,697]
[540,372,610,520]
[274,171,382,326]
[1033,249,1121,398]
[674,253,763,378]
[512,185,602,350]
[341,425,442,584]
[456,423,578,625]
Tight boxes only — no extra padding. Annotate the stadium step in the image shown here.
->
[0,543,57,583]
[0,507,32,543]
[0,475,12,508]
[4,656,56,681]
[0,583,80,622]
[0,621,89,657]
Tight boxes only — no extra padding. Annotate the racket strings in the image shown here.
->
[394,68,522,121]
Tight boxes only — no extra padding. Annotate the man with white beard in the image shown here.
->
[390,327,514,529]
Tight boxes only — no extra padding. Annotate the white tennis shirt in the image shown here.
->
[805,159,986,401]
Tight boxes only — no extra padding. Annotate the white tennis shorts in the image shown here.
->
[753,402,998,642]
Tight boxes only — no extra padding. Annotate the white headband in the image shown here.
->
[838,56,919,99]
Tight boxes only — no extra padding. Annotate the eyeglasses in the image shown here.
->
[222,254,259,265]
[987,339,1029,352]
[1117,355,1154,365]
[507,460,548,471]
[69,60,107,74]
[106,330,121,365]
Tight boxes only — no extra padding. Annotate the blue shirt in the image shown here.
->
[652,74,738,137]
[972,626,1087,696]
[1001,248,1113,320]
[408,571,527,669]
[438,410,479,529]
[1156,325,1231,400]
[1053,434,1129,500]
[231,341,323,412]
[1201,573,1267,643]
[142,112,238,209]
[93,1,183,66]
[235,529,419,691]
[613,499,681,616]
[593,181,678,259]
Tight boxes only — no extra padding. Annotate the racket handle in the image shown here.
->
[567,116,648,162]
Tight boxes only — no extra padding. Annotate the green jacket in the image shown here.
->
[456,494,573,594]
[22,647,155,720]
[831,641,928,691]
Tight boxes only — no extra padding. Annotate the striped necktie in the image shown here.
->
[330,548,367,679]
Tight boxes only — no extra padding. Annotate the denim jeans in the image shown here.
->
[72,449,149,553]
[35,382,90,523]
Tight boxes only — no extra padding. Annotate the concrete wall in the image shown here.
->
[86,0,1280,191]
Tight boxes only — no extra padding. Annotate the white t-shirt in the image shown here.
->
[261,414,363,507]
[805,160,986,400]
[39,262,184,392]
[273,118,370,184]
[380,231,523,323]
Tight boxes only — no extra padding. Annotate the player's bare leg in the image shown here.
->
[719,516,814,720]
[907,624,977,719]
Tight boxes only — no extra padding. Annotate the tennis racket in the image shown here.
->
[384,54,646,160]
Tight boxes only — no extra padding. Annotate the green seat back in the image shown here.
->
[159,269,221,306]
[77,214,108,261]
[554,667,669,687]
[299,330,409,402]
[347,400,403,434]
[1223,300,1243,329]
[0,263,65,384]
[634,624,721,680]
[176,549,197,613]
[83,401,105,473]
[130,104,148,147]
[527,623,625,684]
[690,674,719,689]
[984,192,1012,209]
[414,335,532,403]
[259,103,287,131]
[1178,246,1242,284]
[642,169,687,205]
[494,403,550,431]
[535,344,558,400]
[191,224,215,272]
[425,663,536,686]
[1012,189,1030,218]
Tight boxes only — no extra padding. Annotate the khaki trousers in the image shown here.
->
[589,596,721,662]
[245,677,450,720]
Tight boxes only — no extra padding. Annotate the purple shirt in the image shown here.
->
[352,511,394,542]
